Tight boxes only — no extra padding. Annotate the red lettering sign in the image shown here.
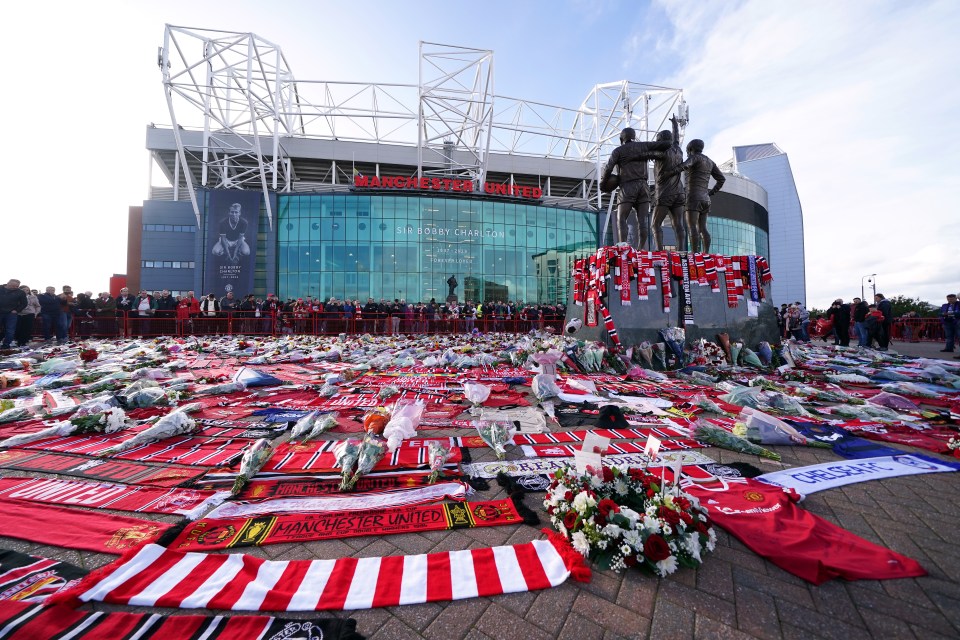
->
[354,175,539,199]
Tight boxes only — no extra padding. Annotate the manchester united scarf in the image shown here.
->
[12,433,246,467]
[660,261,671,314]
[511,426,690,445]
[0,550,87,603]
[170,499,524,551]
[203,481,468,520]
[462,450,715,479]
[598,303,622,352]
[0,477,225,519]
[682,477,926,584]
[520,439,705,458]
[0,498,171,554]
[195,471,446,499]
[0,450,206,487]
[55,537,588,611]
[0,600,363,640]
[263,442,462,474]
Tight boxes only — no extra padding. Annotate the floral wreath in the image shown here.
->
[544,464,716,576]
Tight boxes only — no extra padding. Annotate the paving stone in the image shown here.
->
[694,614,764,640]
[368,614,421,640]
[423,597,490,640]
[579,566,623,601]
[573,589,651,638]
[615,568,658,618]
[920,590,960,634]
[525,583,580,636]
[696,556,734,600]
[845,583,956,636]
[344,609,392,638]
[733,584,780,640]
[880,576,936,610]
[658,580,736,626]
[861,610,918,639]
[556,610,606,640]
[774,600,871,640]
[462,629,496,640]
[731,566,814,610]
[806,579,865,629]
[712,544,770,575]
[489,590,537,619]
[474,602,554,640]
[385,602,443,633]
[649,598,695,639]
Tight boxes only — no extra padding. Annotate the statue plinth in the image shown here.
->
[446,294,458,304]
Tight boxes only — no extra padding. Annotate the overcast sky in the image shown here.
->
[3,0,957,310]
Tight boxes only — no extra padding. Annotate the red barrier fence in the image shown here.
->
[890,318,945,343]
[30,312,566,340]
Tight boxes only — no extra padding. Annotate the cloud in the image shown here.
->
[644,0,960,308]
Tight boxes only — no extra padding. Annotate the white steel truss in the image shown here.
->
[159,25,685,216]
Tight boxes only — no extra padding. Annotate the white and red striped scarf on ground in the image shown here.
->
[54,535,589,612]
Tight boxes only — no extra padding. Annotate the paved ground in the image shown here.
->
[2,342,959,639]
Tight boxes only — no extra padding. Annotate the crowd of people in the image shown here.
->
[776,294,897,351]
[0,281,567,347]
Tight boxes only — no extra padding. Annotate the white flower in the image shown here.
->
[588,474,603,489]
[685,533,702,562]
[572,492,597,513]
[622,528,642,550]
[618,507,640,526]
[655,555,678,576]
[662,523,673,536]
[602,523,623,538]
[620,544,632,555]
[641,516,661,534]
[706,528,717,552]
[613,479,629,495]
[645,505,658,517]
[571,531,591,556]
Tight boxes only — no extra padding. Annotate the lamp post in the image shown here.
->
[861,274,877,302]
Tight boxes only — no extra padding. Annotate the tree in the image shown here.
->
[887,295,937,318]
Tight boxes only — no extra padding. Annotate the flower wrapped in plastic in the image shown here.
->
[334,438,362,491]
[729,341,743,367]
[690,393,734,418]
[635,341,655,369]
[739,407,831,448]
[383,400,426,452]
[651,343,667,370]
[659,327,686,369]
[740,348,765,369]
[531,349,563,376]
[427,440,453,484]
[531,373,561,401]
[0,406,31,424]
[757,342,773,366]
[231,438,274,495]
[191,381,246,397]
[102,405,199,456]
[758,391,814,418]
[475,420,512,460]
[544,465,716,576]
[463,381,492,415]
[343,433,388,491]
[692,421,781,461]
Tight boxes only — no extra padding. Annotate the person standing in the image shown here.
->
[15,285,39,347]
[59,286,76,342]
[37,287,61,343]
[177,292,199,336]
[827,299,851,347]
[874,293,893,351]
[940,293,959,352]
[0,280,28,350]
[851,297,869,347]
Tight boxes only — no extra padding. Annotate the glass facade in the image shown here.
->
[277,193,598,304]
[707,218,769,259]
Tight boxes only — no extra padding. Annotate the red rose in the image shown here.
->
[624,554,638,567]
[564,491,574,502]
[646,489,656,498]
[598,498,620,520]
[643,534,671,562]
[680,512,693,525]
[674,497,691,510]
[563,511,578,530]
[695,520,711,536]
[628,468,643,481]
[602,466,614,482]
[658,506,681,527]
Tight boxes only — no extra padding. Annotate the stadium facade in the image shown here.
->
[131,26,790,305]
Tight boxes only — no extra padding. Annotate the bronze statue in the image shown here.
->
[668,139,725,253]
[651,116,687,251]
[447,275,458,297]
[599,128,670,249]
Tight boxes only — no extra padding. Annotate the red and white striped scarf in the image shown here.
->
[704,254,720,292]
[599,303,621,352]
[693,253,708,286]
[56,538,588,611]
[660,262,672,314]
[572,259,586,306]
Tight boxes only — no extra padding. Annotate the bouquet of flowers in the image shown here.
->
[378,385,400,401]
[79,348,99,365]
[343,433,388,490]
[475,420,512,460]
[634,341,654,369]
[463,381,492,416]
[383,400,426,452]
[0,404,129,448]
[544,465,716,576]
[231,438,274,495]
[427,440,452,484]
[102,405,199,456]
[693,422,781,461]
[659,327,686,368]
[334,438,362,491]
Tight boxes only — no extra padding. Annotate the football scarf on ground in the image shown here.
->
[756,454,960,497]
[520,438,704,458]
[194,419,288,439]
[682,477,926,584]
[11,433,247,467]
[511,426,691,445]
[170,499,524,551]
[56,537,588,611]
[0,477,225,519]
[0,550,87,603]
[0,498,171,554]
[0,600,363,640]
[0,450,206,487]
[203,481,468,520]
[462,450,715,479]
[197,472,448,499]
[263,442,462,474]
[791,421,919,459]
